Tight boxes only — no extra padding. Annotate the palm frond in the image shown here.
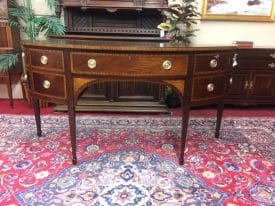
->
[35,16,66,36]
[0,53,19,72]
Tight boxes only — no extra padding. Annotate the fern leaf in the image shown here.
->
[0,53,19,72]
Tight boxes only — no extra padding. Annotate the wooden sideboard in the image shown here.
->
[22,39,235,165]
[227,47,275,105]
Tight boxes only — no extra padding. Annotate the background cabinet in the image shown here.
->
[0,0,22,108]
[53,0,169,113]
[228,48,275,105]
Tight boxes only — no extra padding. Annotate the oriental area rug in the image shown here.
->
[0,114,274,206]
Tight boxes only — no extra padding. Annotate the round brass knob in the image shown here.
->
[268,63,275,68]
[207,83,214,92]
[162,60,172,70]
[40,55,48,65]
[43,80,51,89]
[87,58,97,69]
[209,59,218,68]
[270,53,275,59]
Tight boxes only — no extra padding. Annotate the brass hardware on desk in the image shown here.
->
[162,60,172,70]
[207,83,214,92]
[43,80,51,89]
[87,58,97,69]
[21,73,28,82]
[244,81,249,90]
[40,55,48,65]
[249,81,253,90]
[209,54,220,68]
[229,77,233,85]
[232,53,238,67]
[270,53,275,59]
[209,59,218,68]
[268,63,275,68]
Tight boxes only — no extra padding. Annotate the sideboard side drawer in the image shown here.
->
[194,53,230,74]
[191,75,225,101]
[29,48,64,71]
[71,52,188,77]
[31,72,66,99]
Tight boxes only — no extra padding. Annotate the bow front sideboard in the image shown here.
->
[22,39,235,165]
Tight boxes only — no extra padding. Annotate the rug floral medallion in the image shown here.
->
[0,115,274,205]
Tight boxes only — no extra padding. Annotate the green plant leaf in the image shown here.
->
[0,53,19,72]
[46,0,57,10]
[35,16,66,36]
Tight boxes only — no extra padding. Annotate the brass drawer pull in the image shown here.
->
[209,54,220,68]
[162,60,172,70]
[249,81,253,90]
[43,80,51,89]
[209,59,218,68]
[268,63,275,68]
[21,73,28,82]
[87,58,97,69]
[270,53,275,59]
[244,81,249,90]
[207,83,214,92]
[40,55,48,65]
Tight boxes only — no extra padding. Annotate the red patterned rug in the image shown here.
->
[0,114,274,205]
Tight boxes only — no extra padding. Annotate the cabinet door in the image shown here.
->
[249,73,275,100]
[228,72,249,99]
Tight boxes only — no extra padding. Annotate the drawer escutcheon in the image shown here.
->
[87,58,97,69]
[40,55,48,65]
[162,60,172,70]
[43,80,51,89]
[207,83,215,92]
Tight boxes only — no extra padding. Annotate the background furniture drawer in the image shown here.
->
[31,72,66,99]
[191,75,225,101]
[236,60,275,70]
[29,48,64,71]
[71,52,188,77]
[237,50,275,60]
[194,53,230,74]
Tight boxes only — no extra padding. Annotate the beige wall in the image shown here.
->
[1,0,275,98]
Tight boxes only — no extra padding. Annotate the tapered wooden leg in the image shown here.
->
[6,71,13,109]
[33,98,42,137]
[179,104,190,165]
[68,104,77,165]
[215,102,224,139]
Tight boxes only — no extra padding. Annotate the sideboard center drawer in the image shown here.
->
[71,52,188,77]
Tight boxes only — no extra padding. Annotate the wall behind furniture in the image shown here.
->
[1,0,275,98]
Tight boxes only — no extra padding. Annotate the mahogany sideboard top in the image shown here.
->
[22,39,235,165]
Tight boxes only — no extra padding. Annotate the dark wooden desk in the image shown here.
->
[22,39,235,165]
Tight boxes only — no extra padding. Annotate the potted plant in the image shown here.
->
[158,0,200,44]
[165,86,181,108]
